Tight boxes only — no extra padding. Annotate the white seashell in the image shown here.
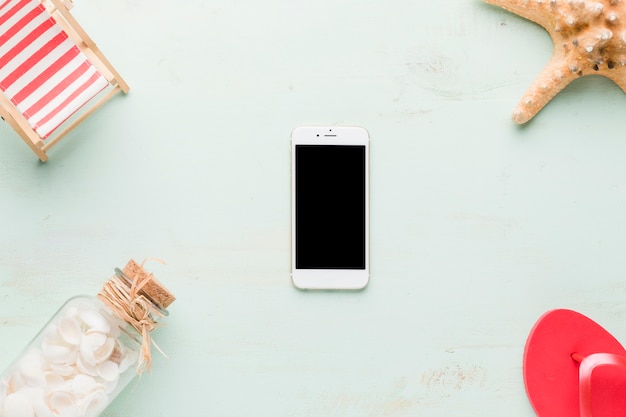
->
[24,387,48,417]
[3,393,34,417]
[105,319,121,339]
[42,344,76,365]
[81,332,107,353]
[101,377,119,395]
[42,332,66,351]
[6,367,32,394]
[93,338,115,364]
[78,309,111,335]
[56,403,79,417]
[58,316,82,346]
[96,361,119,382]
[42,324,60,341]
[17,350,46,387]
[77,333,108,376]
[3,388,39,417]
[48,390,75,413]
[118,347,138,374]
[81,390,109,417]
[49,363,75,378]
[64,306,79,319]
[18,366,46,389]
[32,398,55,417]
[44,371,65,388]
[0,299,147,417]
[69,374,100,397]
[76,352,98,377]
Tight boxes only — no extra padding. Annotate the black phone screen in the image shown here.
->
[295,144,366,270]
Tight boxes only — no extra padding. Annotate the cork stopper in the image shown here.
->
[122,259,176,309]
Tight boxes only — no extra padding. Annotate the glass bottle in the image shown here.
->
[0,259,175,417]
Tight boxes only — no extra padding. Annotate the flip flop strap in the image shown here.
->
[579,353,626,417]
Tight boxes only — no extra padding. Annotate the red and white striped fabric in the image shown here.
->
[0,0,108,139]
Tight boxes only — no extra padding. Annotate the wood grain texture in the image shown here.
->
[2,0,626,416]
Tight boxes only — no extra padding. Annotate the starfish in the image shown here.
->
[483,0,626,123]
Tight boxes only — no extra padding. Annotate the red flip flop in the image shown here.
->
[524,309,626,417]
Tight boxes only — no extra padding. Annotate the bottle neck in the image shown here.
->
[97,266,169,374]
[113,267,169,316]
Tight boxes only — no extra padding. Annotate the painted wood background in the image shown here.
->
[2,0,626,416]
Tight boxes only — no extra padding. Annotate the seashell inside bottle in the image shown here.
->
[0,259,175,417]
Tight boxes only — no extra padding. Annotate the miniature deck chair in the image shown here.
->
[0,0,128,162]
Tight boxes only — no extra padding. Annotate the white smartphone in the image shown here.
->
[291,126,370,290]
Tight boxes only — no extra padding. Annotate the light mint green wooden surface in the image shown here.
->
[2,0,626,416]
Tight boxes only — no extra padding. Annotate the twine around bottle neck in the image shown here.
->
[97,268,168,375]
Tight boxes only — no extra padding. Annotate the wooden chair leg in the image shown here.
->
[0,103,48,162]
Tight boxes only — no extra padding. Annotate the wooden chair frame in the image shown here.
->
[0,0,129,162]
